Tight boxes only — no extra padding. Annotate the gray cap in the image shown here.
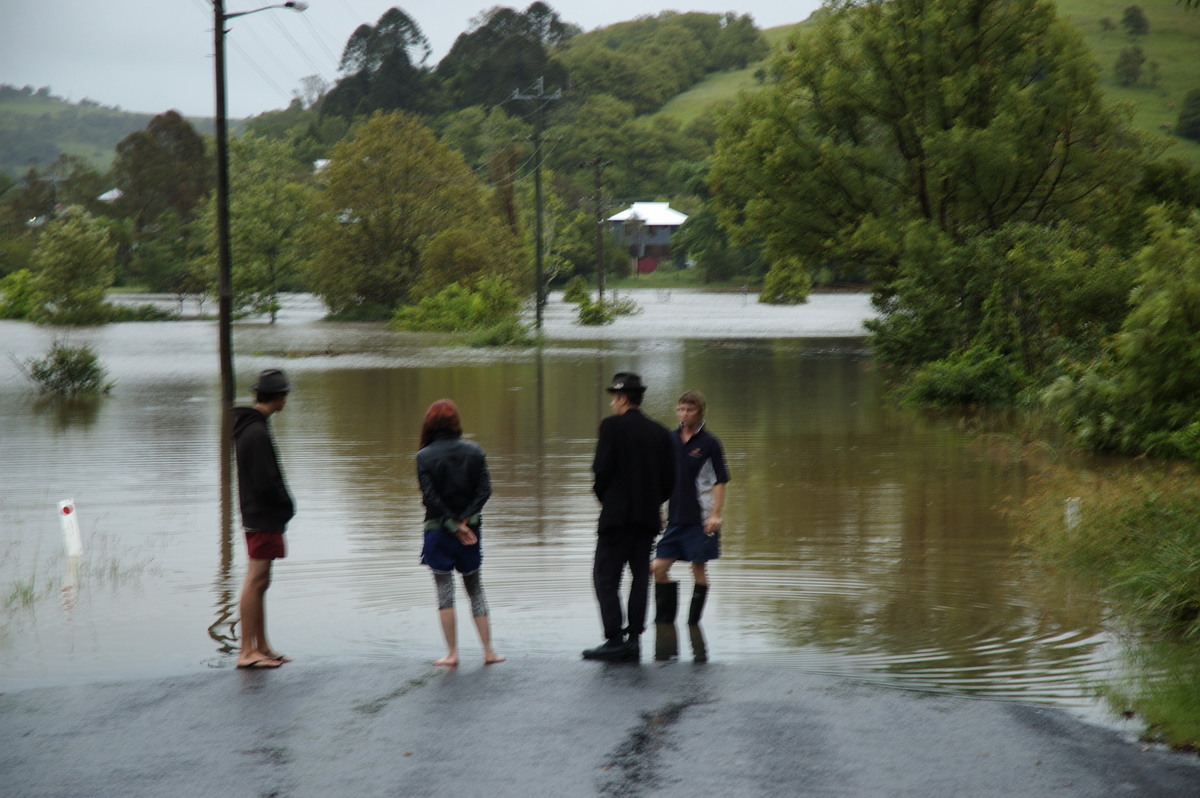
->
[251,368,292,394]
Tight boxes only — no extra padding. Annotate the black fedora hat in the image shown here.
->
[606,372,646,394]
[251,368,292,394]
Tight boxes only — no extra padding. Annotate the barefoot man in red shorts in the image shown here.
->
[231,368,296,669]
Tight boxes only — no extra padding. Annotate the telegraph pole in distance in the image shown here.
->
[580,156,611,300]
[509,77,561,329]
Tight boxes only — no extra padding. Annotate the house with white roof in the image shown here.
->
[606,201,688,274]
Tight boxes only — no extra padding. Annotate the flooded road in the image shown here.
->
[0,290,1121,726]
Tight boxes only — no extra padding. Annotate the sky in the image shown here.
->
[3,0,822,120]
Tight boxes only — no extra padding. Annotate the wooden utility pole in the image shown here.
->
[509,78,561,329]
[581,156,611,299]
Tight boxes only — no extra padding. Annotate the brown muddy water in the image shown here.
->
[0,291,1124,727]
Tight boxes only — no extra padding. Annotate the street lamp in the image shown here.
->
[213,0,307,407]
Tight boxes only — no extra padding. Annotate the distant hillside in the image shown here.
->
[4,0,1198,180]
[658,4,1200,165]
[0,85,213,178]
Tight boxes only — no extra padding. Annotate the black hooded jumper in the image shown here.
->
[231,407,295,532]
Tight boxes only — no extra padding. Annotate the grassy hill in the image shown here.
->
[1059,0,1200,164]
[655,25,797,123]
[657,3,1200,166]
[0,86,212,179]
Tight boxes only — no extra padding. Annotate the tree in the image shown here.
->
[111,110,208,229]
[1046,208,1200,457]
[709,0,1148,322]
[323,7,434,119]
[28,208,117,324]
[1115,46,1146,86]
[1177,89,1200,141]
[192,134,315,321]
[435,3,574,109]
[1122,5,1150,35]
[305,111,523,317]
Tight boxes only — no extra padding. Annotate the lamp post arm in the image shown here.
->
[224,2,307,21]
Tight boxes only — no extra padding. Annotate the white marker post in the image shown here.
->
[1064,497,1082,532]
[58,498,83,557]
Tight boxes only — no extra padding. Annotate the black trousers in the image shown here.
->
[593,526,654,641]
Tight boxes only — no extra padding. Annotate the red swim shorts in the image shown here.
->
[245,530,286,560]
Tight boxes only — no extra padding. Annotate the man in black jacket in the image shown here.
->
[231,368,295,669]
[584,372,675,662]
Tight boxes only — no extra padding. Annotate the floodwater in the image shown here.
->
[0,290,1122,726]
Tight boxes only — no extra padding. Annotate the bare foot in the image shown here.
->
[237,652,282,669]
[262,651,293,663]
[433,653,459,667]
[484,652,506,664]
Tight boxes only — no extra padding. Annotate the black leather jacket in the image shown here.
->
[416,432,490,530]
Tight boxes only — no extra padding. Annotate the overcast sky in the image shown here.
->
[3,0,821,120]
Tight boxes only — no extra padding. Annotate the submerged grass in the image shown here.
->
[1099,634,1200,751]
[1018,460,1200,748]
[1019,462,1200,638]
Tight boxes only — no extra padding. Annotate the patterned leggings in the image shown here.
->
[433,569,489,617]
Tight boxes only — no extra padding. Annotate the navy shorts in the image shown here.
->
[655,524,720,563]
[421,525,482,573]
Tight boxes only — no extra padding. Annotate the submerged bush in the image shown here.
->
[388,274,533,345]
[390,276,528,343]
[902,346,1027,406]
[561,275,590,304]
[23,341,113,397]
[575,292,641,325]
[759,256,811,305]
[0,269,38,319]
[466,318,535,347]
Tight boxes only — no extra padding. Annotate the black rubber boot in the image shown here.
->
[687,584,709,626]
[654,581,678,625]
[689,624,708,663]
[654,623,679,661]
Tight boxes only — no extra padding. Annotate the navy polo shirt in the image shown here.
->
[667,424,729,526]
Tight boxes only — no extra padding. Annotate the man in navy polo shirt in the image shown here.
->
[652,389,730,627]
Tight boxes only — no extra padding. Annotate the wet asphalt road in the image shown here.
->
[4,655,1199,798]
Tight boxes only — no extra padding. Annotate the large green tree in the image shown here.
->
[709,0,1149,293]
[435,3,575,110]
[110,110,208,230]
[28,208,117,324]
[322,7,434,119]
[192,134,316,321]
[306,111,523,316]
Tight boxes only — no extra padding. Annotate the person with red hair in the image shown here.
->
[416,399,504,666]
